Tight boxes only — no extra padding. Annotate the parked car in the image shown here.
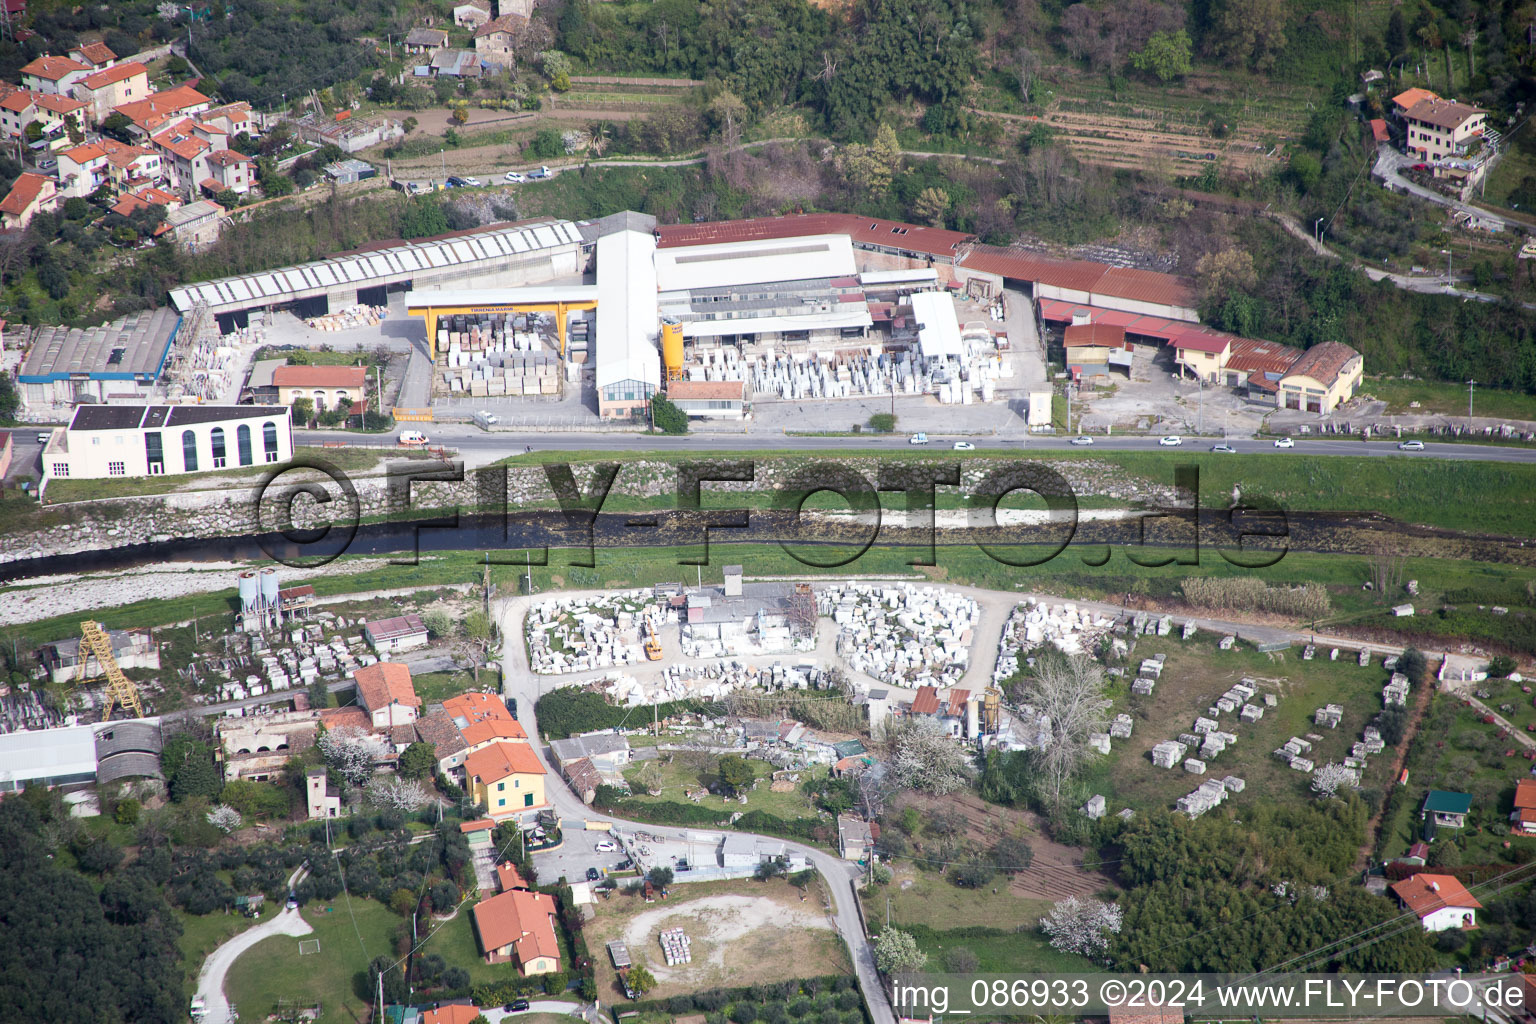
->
[586,867,600,881]
[473,410,499,428]
[595,840,617,852]
[443,176,467,188]
[1210,443,1236,453]
[1273,436,1294,448]
[505,1001,530,1013]
[952,441,975,451]
[35,432,50,444]
[397,430,429,446]
[460,176,483,187]
[504,170,527,183]
[1070,435,1094,446]
[908,432,929,445]
[285,893,299,910]
[1159,435,1183,446]
[529,165,552,179]
[1398,439,1426,450]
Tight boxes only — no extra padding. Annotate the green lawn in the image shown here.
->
[620,756,828,821]
[412,669,481,704]
[224,897,400,1023]
[1075,635,1404,817]
[1362,376,1536,423]
[901,921,1098,974]
[861,867,1053,933]
[418,908,511,988]
[176,909,258,988]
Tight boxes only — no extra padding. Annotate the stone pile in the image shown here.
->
[998,599,1117,665]
[659,928,692,965]
[526,592,667,674]
[821,583,980,688]
[1383,673,1409,706]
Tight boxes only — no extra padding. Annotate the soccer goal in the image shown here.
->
[298,939,321,956]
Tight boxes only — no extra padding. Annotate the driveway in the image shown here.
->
[194,866,311,1024]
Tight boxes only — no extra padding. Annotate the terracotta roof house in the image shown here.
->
[352,662,421,729]
[1512,778,1536,836]
[272,364,367,409]
[1390,873,1481,932]
[68,42,118,69]
[563,756,601,804]
[20,55,89,94]
[471,887,560,972]
[1392,87,1439,118]
[909,685,941,716]
[474,14,526,63]
[418,1004,486,1024]
[496,861,529,891]
[414,710,470,774]
[71,60,149,121]
[0,172,59,230]
[466,740,548,819]
[1277,341,1363,414]
[461,717,529,748]
[442,691,515,727]
[114,84,213,135]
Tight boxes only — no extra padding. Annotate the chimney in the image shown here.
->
[1427,881,1439,893]
[1070,308,1091,327]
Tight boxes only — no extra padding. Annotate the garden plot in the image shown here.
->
[819,583,980,688]
[525,591,670,674]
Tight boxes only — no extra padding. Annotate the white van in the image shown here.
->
[473,410,499,428]
[398,430,429,446]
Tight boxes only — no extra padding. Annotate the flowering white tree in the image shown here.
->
[873,928,928,974]
[1040,896,1123,961]
[1311,762,1359,797]
[317,726,387,788]
[366,776,431,813]
[206,805,243,833]
[883,716,974,795]
[157,1,182,21]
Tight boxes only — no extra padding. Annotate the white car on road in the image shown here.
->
[952,441,975,451]
[1398,439,1425,450]
[504,171,528,183]
[1070,435,1094,446]
[398,431,430,446]
[1209,443,1236,453]
[460,176,483,188]
[1273,437,1294,448]
[1158,435,1183,447]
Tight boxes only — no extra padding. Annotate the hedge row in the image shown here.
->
[622,975,862,1021]
[535,689,722,739]
[592,792,831,847]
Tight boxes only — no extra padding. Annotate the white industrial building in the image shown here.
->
[653,234,872,346]
[41,404,293,489]
[910,290,964,364]
[595,228,661,420]
[16,307,183,409]
[170,219,585,332]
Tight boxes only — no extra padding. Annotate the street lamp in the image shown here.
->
[1313,217,1324,246]
[1441,248,1453,286]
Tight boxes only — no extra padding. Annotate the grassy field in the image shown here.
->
[619,756,829,822]
[419,908,510,989]
[412,668,483,704]
[863,866,1053,932]
[1362,376,1536,422]
[176,909,259,989]
[1075,635,1404,816]
[224,897,399,1023]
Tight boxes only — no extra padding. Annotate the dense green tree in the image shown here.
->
[717,754,756,796]
[1131,29,1193,82]
[649,394,688,434]
[399,741,438,781]
[399,198,448,239]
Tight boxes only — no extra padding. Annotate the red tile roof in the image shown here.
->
[78,61,147,91]
[116,85,211,126]
[1282,341,1359,387]
[35,93,86,115]
[459,817,497,833]
[272,364,367,388]
[461,717,529,746]
[207,148,253,166]
[1514,778,1536,811]
[1392,87,1439,113]
[655,213,971,260]
[151,118,211,160]
[1171,332,1231,356]
[496,861,528,891]
[472,887,559,965]
[1063,322,1129,349]
[419,1006,484,1024]
[466,739,546,783]
[318,706,371,732]
[910,685,940,715]
[1095,265,1197,309]
[475,12,527,36]
[20,55,88,81]
[0,91,33,113]
[443,691,514,726]
[1391,873,1481,917]
[962,244,1196,309]
[0,172,54,217]
[1369,118,1390,143]
[352,662,420,713]
[1405,97,1484,131]
[666,380,746,402]
[101,140,157,169]
[1224,336,1303,376]
[73,42,117,66]
[60,142,107,165]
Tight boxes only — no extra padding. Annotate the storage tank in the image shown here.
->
[237,571,259,614]
[259,567,280,606]
[661,317,684,380]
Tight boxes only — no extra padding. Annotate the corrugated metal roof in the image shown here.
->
[655,213,971,259]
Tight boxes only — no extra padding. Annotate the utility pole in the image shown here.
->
[1467,378,1477,425]
[1197,379,1204,434]
[1064,384,1071,434]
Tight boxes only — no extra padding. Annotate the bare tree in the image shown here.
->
[1013,652,1112,807]
[856,767,893,819]
[366,775,431,812]
[206,805,243,833]
[317,726,386,788]
[1015,45,1040,103]
[1368,538,1405,600]
[881,716,974,795]
[816,51,838,83]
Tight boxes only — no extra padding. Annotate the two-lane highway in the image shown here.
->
[296,429,1536,463]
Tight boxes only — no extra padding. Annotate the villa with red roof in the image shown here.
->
[71,60,149,121]
[471,887,560,972]
[351,662,421,730]
[0,171,59,230]
[20,55,89,95]
[1390,873,1481,932]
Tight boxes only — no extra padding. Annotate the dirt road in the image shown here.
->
[194,866,310,1024]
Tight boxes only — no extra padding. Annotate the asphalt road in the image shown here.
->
[297,429,1536,463]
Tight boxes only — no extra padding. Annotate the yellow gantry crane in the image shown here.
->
[643,614,663,662]
[79,620,144,719]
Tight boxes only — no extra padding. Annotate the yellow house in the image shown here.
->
[466,739,547,818]
[471,887,560,973]
[1173,333,1231,383]
[1277,341,1363,413]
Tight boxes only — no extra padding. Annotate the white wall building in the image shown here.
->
[42,405,293,486]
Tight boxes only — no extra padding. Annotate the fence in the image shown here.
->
[392,407,434,422]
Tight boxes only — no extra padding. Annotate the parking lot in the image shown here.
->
[532,825,631,887]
